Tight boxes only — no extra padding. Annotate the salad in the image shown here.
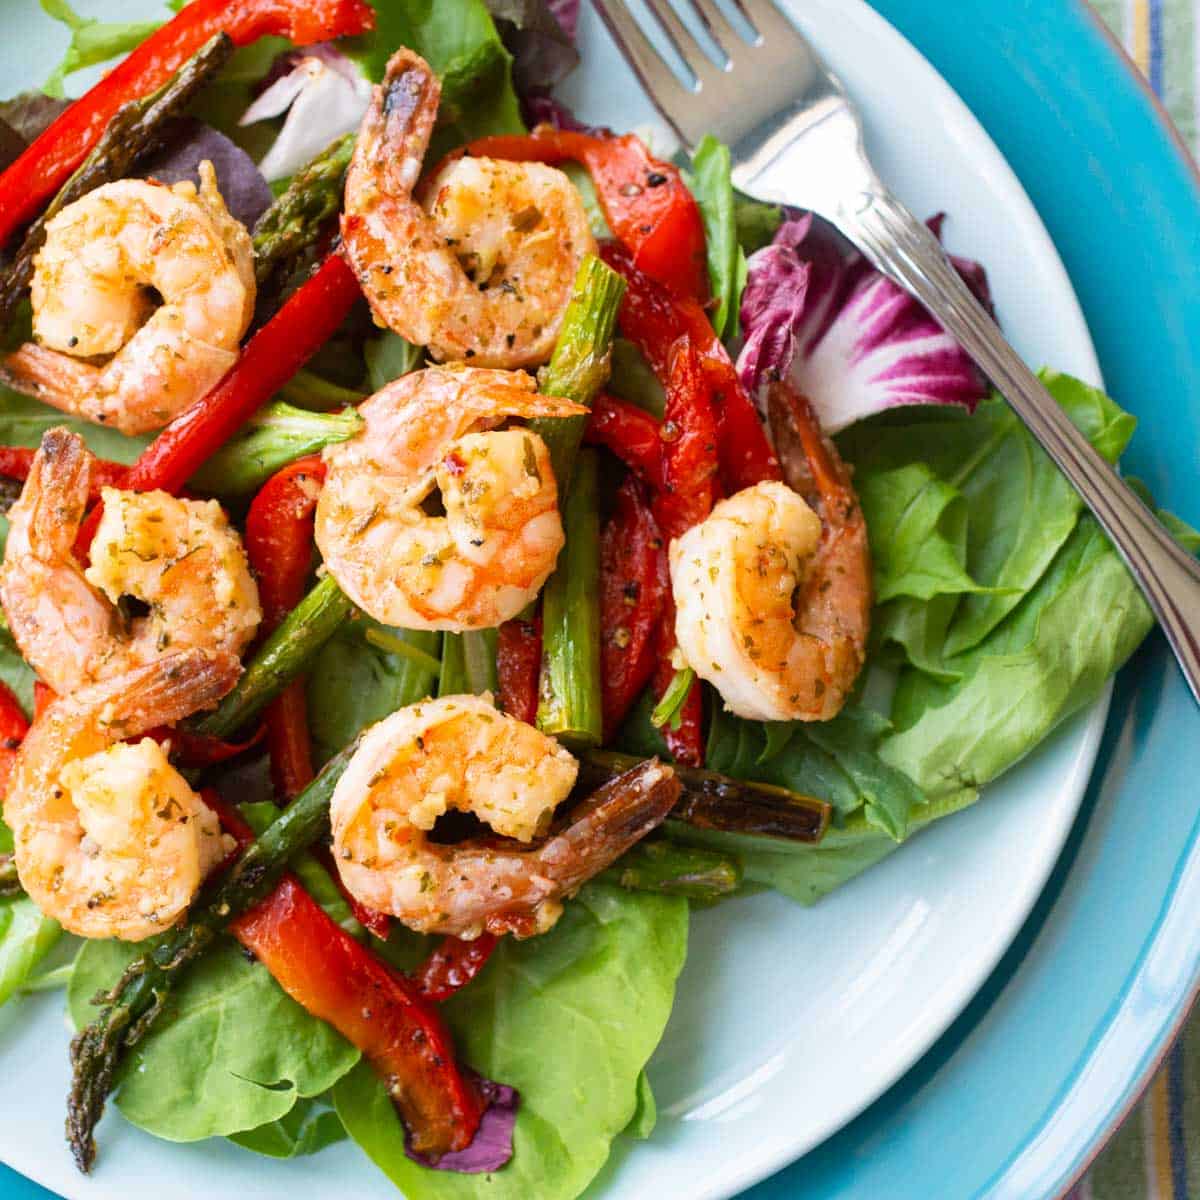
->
[0,1,1194,1198]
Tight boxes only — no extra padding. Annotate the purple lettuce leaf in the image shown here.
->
[487,0,580,94]
[405,1078,519,1174]
[736,211,992,433]
[141,119,273,231]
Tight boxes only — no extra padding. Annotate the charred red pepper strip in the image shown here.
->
[75,253,361,556]
[0,446,125,503]
[0,0,374,249]
[456,129,708,302]
[584,393,664,489]
[244,455,325,802]
[203,794,484,1158]
[599,476,668,741]
[0,680,29,799]
[412,933,499,1003]
[243,455,391,938]
[496,615,541,726]
[600,242,781,494]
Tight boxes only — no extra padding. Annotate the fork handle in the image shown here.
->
[843,189,1200,704]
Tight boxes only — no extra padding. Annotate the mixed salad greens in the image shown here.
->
[0,2,1194,1198]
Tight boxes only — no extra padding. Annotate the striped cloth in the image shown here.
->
[1068,5,1196,1198]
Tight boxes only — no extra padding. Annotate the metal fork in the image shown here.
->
[593,0,1200,705]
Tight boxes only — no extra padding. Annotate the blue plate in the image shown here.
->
[2,2,1198,1199]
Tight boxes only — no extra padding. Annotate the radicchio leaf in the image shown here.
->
[736,212,992,433]
[141,119,274,231]
[240,46,372,182]
[405,1078,519,1174]
[487,0,580,94]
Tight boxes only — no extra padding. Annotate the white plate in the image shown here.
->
[0,1,1104,1198]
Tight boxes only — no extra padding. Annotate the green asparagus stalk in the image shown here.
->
[438,630,499,697]
[531,254,625,494]
[0,33,235,327]
[192,576,354,739]
[251,133,355,285]
[67,740,357,1172]
[190,402,362,498]
[608,839,741,901]
[537,449,602,747]
[579,750,832,844]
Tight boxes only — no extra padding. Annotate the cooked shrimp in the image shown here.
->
[0,429,261,695]
[670,383,871,722]
[4,649,240,940]
[331,693,679,938]
[342,47,595,369]
[316,365,584,630]
[0,163,255,435]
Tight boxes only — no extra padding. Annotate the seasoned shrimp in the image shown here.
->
[0,429,261,695]
[316,365,584,630]
[342,47,595,368]
[331,693,679,938]
[0,163,255,435]
[670,383,871,722]
[4,649,240,940]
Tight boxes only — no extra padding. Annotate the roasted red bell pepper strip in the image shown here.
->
[204,793,485,1159]
[0,0,374,250]
[599,476,668,741]
[0,680,29,799]
[75,253,361,557]
[412,933,499,1003]
[601,243,781,494]
[0,446,125,503]
[584,393,664,489]
[653,335,719,543]
[456,129,708,302]
[242,455,391,938]
[244,455,324,801]
[496,615,541,726]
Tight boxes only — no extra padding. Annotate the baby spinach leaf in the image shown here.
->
[689,136,742,341]
[0,385,149,463]
[307,620,440,763]
[365,330,423,391]
[734,196,783,255]
[68,935,360,1141]
[229,1096,347,1159]
[333,882,687,1200]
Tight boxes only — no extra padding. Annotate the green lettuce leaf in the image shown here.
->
[40,0,162,99]
[882,496,1197,794]
[307,621,440,764]
[68,935,360,1141]
[734,197,782,255]
[0,893,60,1006]
[229,1097,347,1159]
[688,135,742,341]
[333,882,687,1200]
[348,0,524,156]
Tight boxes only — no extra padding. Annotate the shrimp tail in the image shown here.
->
[538,759,680,891]
[1,346,127,429]
[51,648,242,742]
[17,427,91,559]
